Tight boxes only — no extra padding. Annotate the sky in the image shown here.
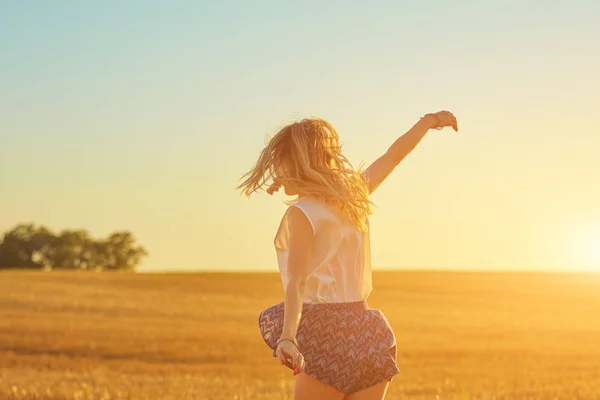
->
[1,0,599,272]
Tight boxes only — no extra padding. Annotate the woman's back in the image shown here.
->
[274,196,372,304]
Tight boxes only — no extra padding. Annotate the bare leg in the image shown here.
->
[294,372,345,400]
[343,380,390,400]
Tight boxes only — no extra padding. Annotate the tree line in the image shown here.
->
[0,224,148,271]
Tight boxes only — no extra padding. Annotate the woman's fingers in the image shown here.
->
[291,351,304,375]
[294,353,305,375]
[276,346,294,365]
[440,110,458,132]
[276,345,305,375]
[288,348,300,368]
[451,114,458,131]
[275,347,289,365]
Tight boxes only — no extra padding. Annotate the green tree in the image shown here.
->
[0,224,55,269]
[102,231,148,270]
[52,229,93,269]
[0,224,148,271]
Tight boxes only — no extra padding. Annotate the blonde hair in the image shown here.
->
[237,118,373,231]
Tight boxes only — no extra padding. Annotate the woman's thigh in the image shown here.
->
[294,372,345,400]
[343,380,390,400]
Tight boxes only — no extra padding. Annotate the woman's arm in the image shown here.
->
[276,206,313,375]
[362,111,458,194]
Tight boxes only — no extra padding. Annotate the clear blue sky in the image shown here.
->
[2,1,599,272]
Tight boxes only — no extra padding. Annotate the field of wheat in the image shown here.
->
[1,270,600,399]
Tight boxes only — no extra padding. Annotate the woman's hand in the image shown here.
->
[426,110,458,132]
[275,339,305,376]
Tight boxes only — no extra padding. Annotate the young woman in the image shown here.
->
[238,111,458,400]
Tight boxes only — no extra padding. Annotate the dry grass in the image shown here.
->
[1,270,600,399]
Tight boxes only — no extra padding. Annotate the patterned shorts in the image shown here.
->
[258,301,399,394]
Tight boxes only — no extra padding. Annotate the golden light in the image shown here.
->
[585,233,600,261]
[574,230,600,270]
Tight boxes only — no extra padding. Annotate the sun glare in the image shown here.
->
[586,234,600,260]
[576,231,600,269]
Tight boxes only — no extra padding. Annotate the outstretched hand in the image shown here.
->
[430,110,458,132]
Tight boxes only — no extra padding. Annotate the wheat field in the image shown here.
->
[1,270,600,400]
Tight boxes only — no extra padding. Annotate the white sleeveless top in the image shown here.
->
[274,197,373,304]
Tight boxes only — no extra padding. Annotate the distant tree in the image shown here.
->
[52,229,94,269]
[0,224,55,269]
[100,232,148,270]
[0,224,148,271]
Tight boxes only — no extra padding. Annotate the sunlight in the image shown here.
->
[574,230,600,270]
[584,233,600,263]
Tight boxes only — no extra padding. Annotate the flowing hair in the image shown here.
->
[237,118,373,231]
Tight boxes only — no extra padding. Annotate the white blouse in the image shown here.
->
[274,197,373,304]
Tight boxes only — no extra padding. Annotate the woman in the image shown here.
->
[237,111,458,400]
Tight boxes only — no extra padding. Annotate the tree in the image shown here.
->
[103,231,148,270]
[0,224,55,269]
[52,229,93,269]
[0,224,148,271]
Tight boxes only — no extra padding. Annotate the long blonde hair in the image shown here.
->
[237,118,373,231]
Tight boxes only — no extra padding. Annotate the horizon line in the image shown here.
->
[136,267,600,275]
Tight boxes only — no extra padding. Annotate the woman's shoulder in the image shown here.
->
[294,195,332,208]
[274,197,321,249]
[292,196,344,225]
[292,196,328,217]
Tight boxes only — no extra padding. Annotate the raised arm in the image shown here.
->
[362,111,458,194]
